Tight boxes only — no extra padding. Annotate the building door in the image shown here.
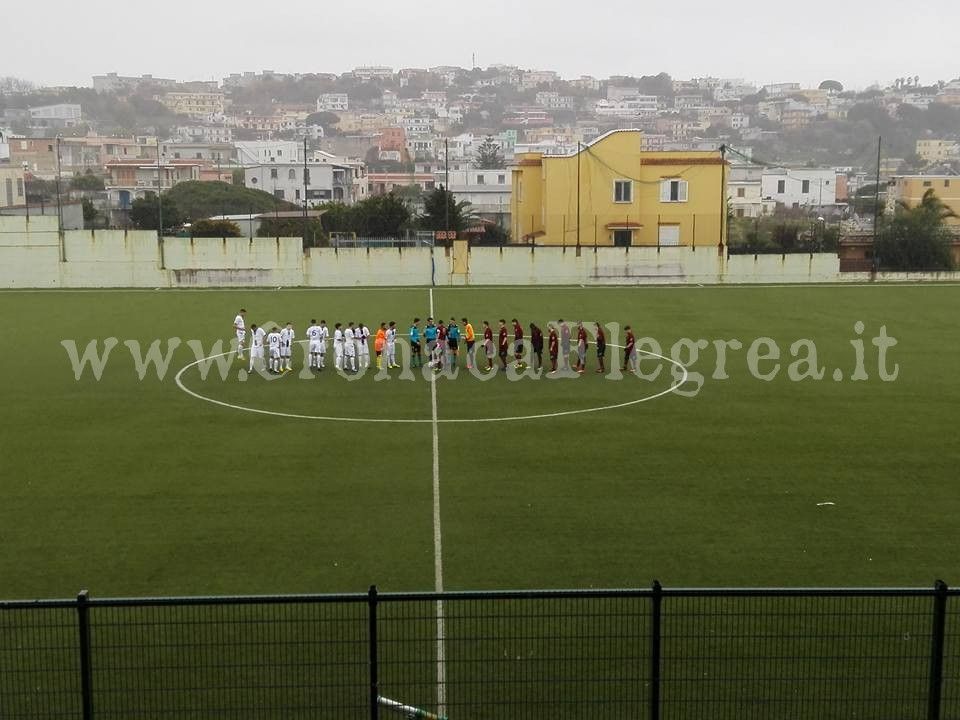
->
[658,224,681,246]
[4,179,12,206]
[613,229,632,247]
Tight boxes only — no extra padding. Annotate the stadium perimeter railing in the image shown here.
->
[1,582,958,719]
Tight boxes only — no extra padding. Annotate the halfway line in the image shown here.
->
[428,287,447,715]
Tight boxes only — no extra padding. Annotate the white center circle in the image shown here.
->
[174,345,689,424]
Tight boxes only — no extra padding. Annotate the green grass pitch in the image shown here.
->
[1,284,959,599]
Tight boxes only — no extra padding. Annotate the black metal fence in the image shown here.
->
[2,582,958,719]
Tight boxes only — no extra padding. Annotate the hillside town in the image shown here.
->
[1,65,959,264]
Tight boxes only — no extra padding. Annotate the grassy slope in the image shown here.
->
[0,285,958,600]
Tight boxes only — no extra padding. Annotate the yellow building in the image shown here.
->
[916,139,959,163]
[511,129,726,247]
[157,92,226,118]
[889,175,960,225]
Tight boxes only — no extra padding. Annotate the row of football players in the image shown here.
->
[233,310,642,374]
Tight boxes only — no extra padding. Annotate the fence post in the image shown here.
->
[650,580,662,720]
[77,590,93,720]
[369,585,379,720]
[928,580,948,720]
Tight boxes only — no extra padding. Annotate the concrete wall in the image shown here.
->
[0,216,957,288]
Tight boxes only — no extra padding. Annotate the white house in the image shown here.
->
[234,141,303,165]
[29,103,83,129]
[594,97,658,117]
[761,168,838,208]
[727,165,774,218]
[245,162,358,205]
[317,94,349,112]
[435,169,511,224]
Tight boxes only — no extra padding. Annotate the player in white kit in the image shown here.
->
[233,309,246,359]
[343,322,357,372]
[306,319,323,369]
[267,327,282,373]
[279,322,294,372]
[357,323,371,368]
[249,324,266,372]
[317,320,329,368]
[333,323,345,370]
[385,321,399,369]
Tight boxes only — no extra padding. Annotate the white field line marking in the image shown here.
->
[429,288,447,716]
[175,349,687,423]
[174,346,689,424]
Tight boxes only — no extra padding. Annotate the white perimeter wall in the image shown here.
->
[1,217,958,288]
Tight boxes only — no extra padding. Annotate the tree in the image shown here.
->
[163,181,296,221]
[70,172,104,192]
[257,216,326,246]
[129,193,186,231]
[305,111,340,131]
[190,219,242,237]
[875,188,956,270]
[81,198,99,228]
[418,187,475,232]
[474,136,504,169]
[354,193,412,237]
[818,80,844,93]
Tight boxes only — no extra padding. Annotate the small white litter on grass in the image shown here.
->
[816,502,836,506]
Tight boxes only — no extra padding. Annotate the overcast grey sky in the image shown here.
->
[3,0,957,90]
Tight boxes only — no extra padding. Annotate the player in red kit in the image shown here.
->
[512,318,524,369]
[483,321,495,370]
[548,323,559,373]
[529,322,544,372]
[575,322,588,374]
[622,325,637,372]
[595,322,606,374]
[497,319,509,371]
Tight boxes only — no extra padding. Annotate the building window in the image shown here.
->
[946,180,952,188]
[16,179,24,197]
[270,168,278,179]
[777,180,786,193]
[658,224,681,246]
[288,169,296,180]
[250,177,258,185]
[498,174,506,184]
[277,150,282,156]
[802,179,810,193]
[477,174,485,184]
[737,187,746,198]
[612,229,632,247]
[274,189,285,200]
[659,179,688,203]
[614,180,633,203]
[923,180,932,187]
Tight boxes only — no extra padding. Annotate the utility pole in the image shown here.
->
[719,144,727,247]
[576,142,581,247]
[302,136,309,246]
[872,136,882,269]
[156,138,163,239]
[444,138,450,236]
[54,135,63,233]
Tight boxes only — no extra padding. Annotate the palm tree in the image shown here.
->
[905,188,959,221]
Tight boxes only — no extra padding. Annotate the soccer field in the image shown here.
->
[2,284,960,600]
